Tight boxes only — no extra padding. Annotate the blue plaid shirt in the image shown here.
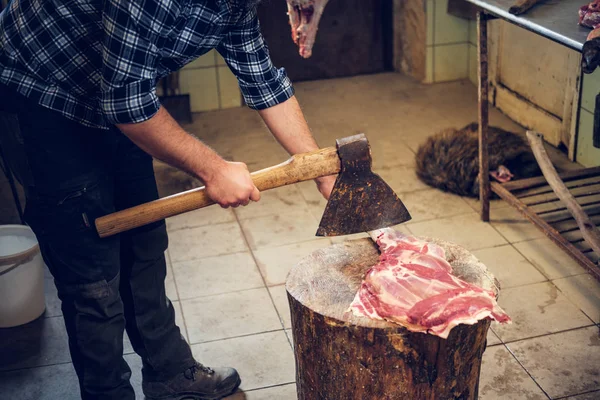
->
[0,0,294,129]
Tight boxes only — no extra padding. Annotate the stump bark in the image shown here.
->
[286,237,500,400]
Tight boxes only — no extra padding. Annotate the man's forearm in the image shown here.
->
[258,95,337,199]
[257,96,320,155]
[116,106,225,183]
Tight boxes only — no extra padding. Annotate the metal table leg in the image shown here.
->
[477,12,490,222]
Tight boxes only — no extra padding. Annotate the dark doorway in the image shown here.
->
[257,0,393,82]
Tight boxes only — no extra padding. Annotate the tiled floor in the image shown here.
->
[1,73,600,399]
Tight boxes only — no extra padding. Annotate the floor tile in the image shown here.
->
[191,331,295,391]
[472,245,547,289]
[253,240,331,286]
[43,278,62,318]
[0,362,80,400]
[408,213,508,251]
[234,186,309,220]
[296,180,326,205]
[478,345,547,400]
[240,210,320,250]
[226,384,297,400]
[565,391,600,399]
[487,328,502,346]
[490,207,546,243]
[182,288,281,343]
[125,353,143,398]
[0,316,70,371]
[369,137,417,169]
[166,207,236,231]
[374,166,431,194]
[123,332,134,355]
[491,282,592,342]
[553,274,600,323]
[514,238,589,279]
[463,196,511,212]
[269,285,291,329]
[508,327,600,398]
[296,180,329,223]
[173,252,264,299]
[400,189,475,223]
[285,329,294,348]
[168,222,248,263]
[173,300,188,342]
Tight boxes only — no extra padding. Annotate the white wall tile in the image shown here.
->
[434,0,469,45]
[178,68,220,112]
[434,43,469,82]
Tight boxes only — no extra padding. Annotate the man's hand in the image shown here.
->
[205,161,261,208]
[315,175,336,200]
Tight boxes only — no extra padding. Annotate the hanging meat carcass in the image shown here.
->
[285,0,330,58]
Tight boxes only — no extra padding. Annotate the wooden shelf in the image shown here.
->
[491,167,600,281]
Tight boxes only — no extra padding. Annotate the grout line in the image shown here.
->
[177,285,267,302]
[234,381,296,394]
[188,328,286,346]
[0,359,73,374]
[554,389,600,400]
[231,210,290,339]
[501,343,553,400]
[168,249,248,265]
[166,249,192,342]
[510,237,594,282]
[167,219,240,233]
[403,210,478,226]
[499,323,598,346]
[167,249,249,266]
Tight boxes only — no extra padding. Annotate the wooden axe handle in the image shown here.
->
[95,146,340,238]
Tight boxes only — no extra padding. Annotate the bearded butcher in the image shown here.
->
[0,0,335,398]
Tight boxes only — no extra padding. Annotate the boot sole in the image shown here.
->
[146,376,242,400]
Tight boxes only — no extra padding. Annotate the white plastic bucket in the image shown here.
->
[0,225,46,327]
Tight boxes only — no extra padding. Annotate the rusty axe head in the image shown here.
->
[316,134,411,236]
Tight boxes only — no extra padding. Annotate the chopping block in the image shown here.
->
[286,238,499,400]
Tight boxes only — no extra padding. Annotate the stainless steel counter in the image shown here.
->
[465,0,590,51]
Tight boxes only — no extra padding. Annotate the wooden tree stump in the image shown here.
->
[286,237,500,400]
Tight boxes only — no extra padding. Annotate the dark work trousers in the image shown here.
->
[0,85,195,399]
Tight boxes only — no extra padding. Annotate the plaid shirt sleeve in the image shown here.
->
[217,8,295,110]
[100,0,168,125]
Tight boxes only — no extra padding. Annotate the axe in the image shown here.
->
[95,134,412,238]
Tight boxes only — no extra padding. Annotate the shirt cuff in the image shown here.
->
[100,79,160,125]
[238,67,295,110]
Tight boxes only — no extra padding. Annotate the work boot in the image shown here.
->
[142,362,241,400]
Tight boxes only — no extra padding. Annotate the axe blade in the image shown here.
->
[316,134,411,236]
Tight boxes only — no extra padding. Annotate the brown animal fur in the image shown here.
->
[415,123,541,197]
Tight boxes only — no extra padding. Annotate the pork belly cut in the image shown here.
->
[349,229,511,339]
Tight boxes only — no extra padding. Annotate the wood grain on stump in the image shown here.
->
[286,237,500,400]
